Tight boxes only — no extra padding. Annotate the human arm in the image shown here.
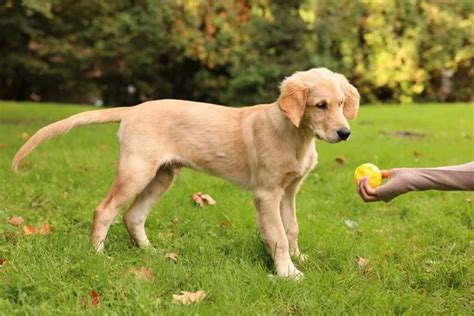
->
[357,162,474,202]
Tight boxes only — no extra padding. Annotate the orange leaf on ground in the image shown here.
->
[0,259,7,267]
[172,290,207,305]
[192,192,216,207]
[39,220,53,235]
[90,290,100,307]
[130,267,155,281]
[8,216,24,226]
[23,224,37,235]
[165,252,178,262]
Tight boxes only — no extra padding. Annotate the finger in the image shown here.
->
[359,178,382,202]
[362,178,377,196]
[358,179,377,202]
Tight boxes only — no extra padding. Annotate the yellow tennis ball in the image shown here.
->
[354,163,382,188]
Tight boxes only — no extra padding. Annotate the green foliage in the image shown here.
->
[0,101,472,313]
[313,0,473,102]
[0,0,472,105]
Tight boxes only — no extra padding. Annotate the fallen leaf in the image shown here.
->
[130,267,155,281]
[23,224,37,235]
[8,216,24,226]
[192,192,216,207]
[90,290,100,307]
[63,191,69,198]
[0,259,7,267]
[356,256,369,269]
[39,220,53,235]
[335,156,347,165]
[20,132,30,140]
[165,252,178,262]
[413,151,422,158]
[355,256,372,274]
[79,165,89,172]
[172,290,207,305]
[219,220,233,228]
[168,217,179,228]
[344,219,358,230]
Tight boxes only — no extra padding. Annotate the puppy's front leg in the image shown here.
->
[254,189,302,278]
[280,178,305,261]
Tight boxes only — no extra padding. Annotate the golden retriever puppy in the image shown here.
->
[12,67,359,278]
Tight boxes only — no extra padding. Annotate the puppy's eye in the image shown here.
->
[316,101,327,109]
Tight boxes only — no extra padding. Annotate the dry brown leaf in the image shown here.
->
[39,221,53,235]
[23,224,37,235]
[8,216,24,226]
[20,132,30,140]
[79,165,89,172]
[335,156,347,165]
[130,267,155,281]
[0,259,7,267]
[356,256,372,275]
[172,290,207,305]
[219,220,233,228]
[165,252,178,262]
[356,256,369,269]
[168,217,179,229]
[192,192,216,207]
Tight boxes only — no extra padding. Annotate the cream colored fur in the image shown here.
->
[12,68,360,278]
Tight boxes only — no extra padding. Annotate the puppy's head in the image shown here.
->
[277,68,360,143]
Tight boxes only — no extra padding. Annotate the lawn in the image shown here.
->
[0,101,472,314]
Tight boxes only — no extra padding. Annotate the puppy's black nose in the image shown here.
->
[337,128,351,141]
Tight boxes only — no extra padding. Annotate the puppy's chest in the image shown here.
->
[295,149,317,175]
[283,147,317,178]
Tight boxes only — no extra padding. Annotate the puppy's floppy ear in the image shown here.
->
[277,81,309,128]
[336,73,360,120]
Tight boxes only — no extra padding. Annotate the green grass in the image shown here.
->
[0,101,473,315]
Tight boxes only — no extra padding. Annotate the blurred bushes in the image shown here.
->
[0,0,472,105]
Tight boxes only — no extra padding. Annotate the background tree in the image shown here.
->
[0,0,471,105]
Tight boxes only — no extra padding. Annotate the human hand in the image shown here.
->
[357,170,390,202]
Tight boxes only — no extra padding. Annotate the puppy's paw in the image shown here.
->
[94,241,105,254]
[277,263,304,280]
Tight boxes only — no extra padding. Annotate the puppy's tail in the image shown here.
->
[12,107,130,173]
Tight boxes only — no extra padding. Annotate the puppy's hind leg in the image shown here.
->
[124,165,180,248]
[91,156,157,252]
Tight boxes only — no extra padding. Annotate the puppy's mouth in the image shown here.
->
[314,132,341,143]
